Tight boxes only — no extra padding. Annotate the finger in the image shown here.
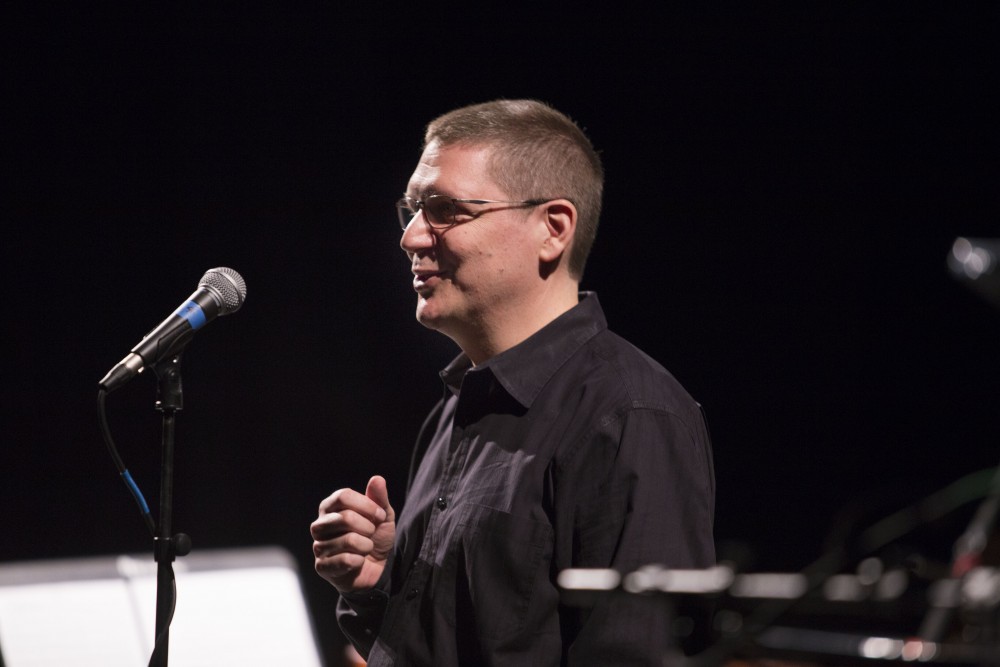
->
[310,508,378,541]
[317,487,365,513]
[319,486,387,524]
[315,551,365,580]
[365,475,393,522]
[313,531,375,560]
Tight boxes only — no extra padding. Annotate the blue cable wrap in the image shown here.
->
[121,469,152,515]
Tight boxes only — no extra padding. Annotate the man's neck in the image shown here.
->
[456,282,580,365]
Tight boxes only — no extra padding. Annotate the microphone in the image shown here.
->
[99,267,247,392]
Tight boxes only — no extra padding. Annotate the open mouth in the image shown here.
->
[413,270,445,291]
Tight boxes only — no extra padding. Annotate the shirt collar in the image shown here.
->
[439,292,608,407]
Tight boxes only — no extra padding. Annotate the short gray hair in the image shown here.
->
[425,99,603,280]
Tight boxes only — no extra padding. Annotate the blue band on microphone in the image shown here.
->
[174,300,208,329]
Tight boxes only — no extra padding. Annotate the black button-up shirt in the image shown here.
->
[338,293,716,666]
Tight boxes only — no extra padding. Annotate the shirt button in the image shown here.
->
[405,587,420,600]
[436,496,448,510]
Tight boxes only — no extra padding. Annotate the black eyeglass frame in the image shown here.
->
[396,194,560,230]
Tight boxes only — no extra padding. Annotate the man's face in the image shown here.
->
[400,140,544,342]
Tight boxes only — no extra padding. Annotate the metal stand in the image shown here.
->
[149,355,192,667]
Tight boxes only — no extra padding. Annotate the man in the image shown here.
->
[311,99,716,666]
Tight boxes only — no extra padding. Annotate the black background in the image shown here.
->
[3,4,999,665]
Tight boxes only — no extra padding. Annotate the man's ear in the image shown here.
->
[538,199,577,264]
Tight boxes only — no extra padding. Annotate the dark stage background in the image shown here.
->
[3,4,999,665]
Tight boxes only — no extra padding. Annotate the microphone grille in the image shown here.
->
[200,267,247,315]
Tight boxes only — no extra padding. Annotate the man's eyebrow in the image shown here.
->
[407,187,450,199]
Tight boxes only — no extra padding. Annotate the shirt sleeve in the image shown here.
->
[562,404,716,665]
[335,563,393,659]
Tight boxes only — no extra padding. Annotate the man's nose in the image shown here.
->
[400,212,435,254]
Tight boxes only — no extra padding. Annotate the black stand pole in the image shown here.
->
[149,355,192,667]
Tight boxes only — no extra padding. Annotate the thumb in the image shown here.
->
[365,475,395,521]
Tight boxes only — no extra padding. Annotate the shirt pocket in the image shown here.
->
[451,504,554,642]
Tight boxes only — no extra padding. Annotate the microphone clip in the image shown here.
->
[153,353,185,413]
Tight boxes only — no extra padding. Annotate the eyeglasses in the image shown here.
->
[396,194,555,230]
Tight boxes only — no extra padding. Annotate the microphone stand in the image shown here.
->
[149,354,192,667]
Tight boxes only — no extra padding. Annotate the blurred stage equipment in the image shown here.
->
[949,237,1000,310]
[96,267,247,667]
[0,547,323,667]
[560,462,1000,665]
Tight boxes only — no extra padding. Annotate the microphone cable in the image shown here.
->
[98,387,155,536]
